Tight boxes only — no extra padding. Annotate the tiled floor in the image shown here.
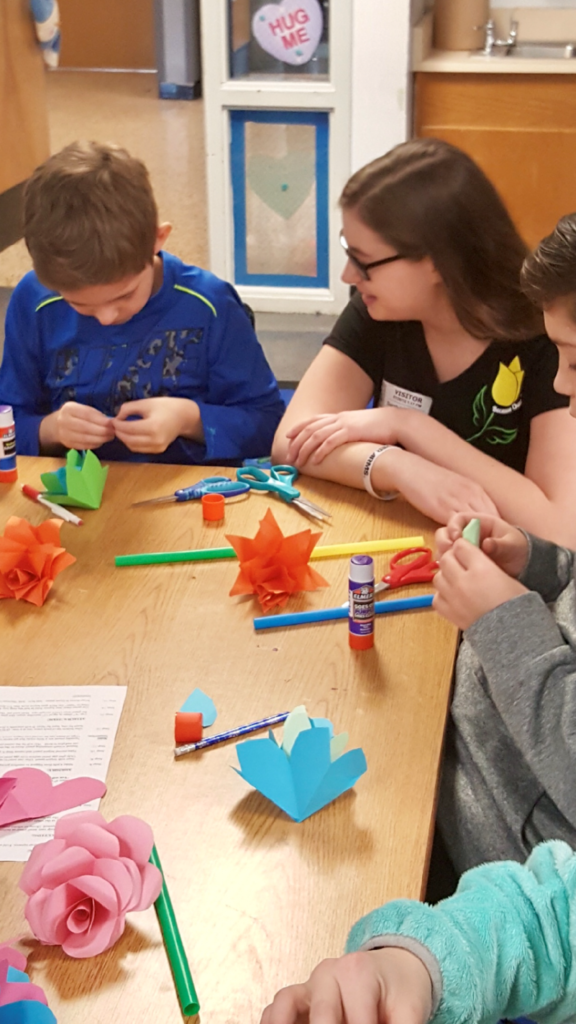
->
[0,71,335,380]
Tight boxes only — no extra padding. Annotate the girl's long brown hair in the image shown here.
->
[340,138,543,341]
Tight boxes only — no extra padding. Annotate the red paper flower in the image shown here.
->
[0,516,76,607]
[226,508,329,612]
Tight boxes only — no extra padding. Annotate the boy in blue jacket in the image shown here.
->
[0,141,283,464]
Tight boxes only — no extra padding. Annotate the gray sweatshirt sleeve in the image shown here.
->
[518,533,574,601]
[465,577,576,825]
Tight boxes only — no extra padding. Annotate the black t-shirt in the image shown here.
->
[325,293,568,473]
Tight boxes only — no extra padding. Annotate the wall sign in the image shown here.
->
[252,0,323,66]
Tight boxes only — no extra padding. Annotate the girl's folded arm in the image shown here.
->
[393,406,576,547]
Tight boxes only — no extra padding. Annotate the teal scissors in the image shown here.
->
[236,465,331,523]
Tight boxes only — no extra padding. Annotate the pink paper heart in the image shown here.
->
[252,0,323,66]
[0,768,106,827]
[0,777,17,809]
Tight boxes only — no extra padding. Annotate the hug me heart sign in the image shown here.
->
[252,0,323,66]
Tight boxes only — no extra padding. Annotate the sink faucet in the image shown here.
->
[481,17,519,55]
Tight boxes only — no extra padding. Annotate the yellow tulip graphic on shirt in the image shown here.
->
[467,356,524,446]
[491,357,525,407]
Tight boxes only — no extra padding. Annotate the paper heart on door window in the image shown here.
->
[247,151,315,219]
[252,0,323,66]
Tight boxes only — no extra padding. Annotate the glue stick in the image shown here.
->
[348,555,375,650]
[0,405,17,483]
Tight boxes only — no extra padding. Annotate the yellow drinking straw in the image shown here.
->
[116,535,425,567]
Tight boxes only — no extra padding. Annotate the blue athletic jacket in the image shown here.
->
[0,252,283,464]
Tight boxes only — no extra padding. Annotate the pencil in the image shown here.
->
[174,711,289,757]
[150,845,200,1016]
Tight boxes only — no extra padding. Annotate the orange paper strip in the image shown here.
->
[174,712,203,745]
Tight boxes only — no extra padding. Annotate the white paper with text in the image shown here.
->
[0,686,126,861]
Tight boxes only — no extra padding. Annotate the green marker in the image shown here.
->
[462,518,481,546]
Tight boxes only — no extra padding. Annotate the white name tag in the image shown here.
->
[379,380,433,414]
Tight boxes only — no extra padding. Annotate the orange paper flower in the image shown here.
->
[0,517,76,607]
[226,508,329,612]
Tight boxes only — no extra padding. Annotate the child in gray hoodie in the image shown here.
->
[261,213,576,1024]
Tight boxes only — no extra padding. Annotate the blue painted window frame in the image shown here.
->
[230,109,329,288]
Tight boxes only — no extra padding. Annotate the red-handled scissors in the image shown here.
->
[375,546,438,596]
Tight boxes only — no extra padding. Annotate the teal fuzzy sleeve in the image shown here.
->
[346,841,576,1024]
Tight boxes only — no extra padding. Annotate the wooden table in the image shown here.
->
[0,457,457,1024]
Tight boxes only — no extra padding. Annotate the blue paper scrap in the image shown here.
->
[1,967,56,1024]
[0,1005,56,1024]
[179,688,217,727]
[235,705,367,822]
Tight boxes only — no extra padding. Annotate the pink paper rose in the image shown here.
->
[19,810,163,958]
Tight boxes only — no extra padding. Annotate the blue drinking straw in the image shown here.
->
[253,594,434,631]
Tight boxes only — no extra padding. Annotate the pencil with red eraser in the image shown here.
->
[22,485,84,526]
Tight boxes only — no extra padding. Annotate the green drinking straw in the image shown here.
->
[116,546,236,566]
[150,844,200,1017]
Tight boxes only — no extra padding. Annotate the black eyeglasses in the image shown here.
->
[339,233,404,280]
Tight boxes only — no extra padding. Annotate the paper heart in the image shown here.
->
[247,151,315,220]
[252,0,323,66]
[0,778,17,809]
[0,768,106,827]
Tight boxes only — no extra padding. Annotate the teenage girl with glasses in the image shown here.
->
[272,138,576,545]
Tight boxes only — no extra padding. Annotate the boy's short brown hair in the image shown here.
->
[24,141,159,292]
[521,213,576,319]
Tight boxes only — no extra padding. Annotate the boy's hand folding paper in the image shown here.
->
[0,943,56,1024]
[40,449,108,510]
[226,508,329,612]
[0,517,76,606]
[20,810,162,958]
[234,706,367,821]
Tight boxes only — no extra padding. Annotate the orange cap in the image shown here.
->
[202,492,225,521]
[349,631,374,650]
[174,711,203,745]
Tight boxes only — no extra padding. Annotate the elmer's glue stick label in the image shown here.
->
[0,405,17,482]
[349,554,374,650]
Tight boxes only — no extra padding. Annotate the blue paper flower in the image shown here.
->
[235,706,367,821]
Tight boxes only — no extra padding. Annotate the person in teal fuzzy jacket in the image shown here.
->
[261,840,576,1024]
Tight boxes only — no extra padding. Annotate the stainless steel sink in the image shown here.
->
[508,42,576,59]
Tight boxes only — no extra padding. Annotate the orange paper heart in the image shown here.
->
[0,516,76,606]
[226,508,329,612]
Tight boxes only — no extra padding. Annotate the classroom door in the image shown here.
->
[57,0,155,69]
[200,0,352,314]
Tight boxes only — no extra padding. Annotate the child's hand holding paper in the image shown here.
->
[433,538,528,631]
[113,396,204,453]
[39,400,115,451]
[436,512,529,579]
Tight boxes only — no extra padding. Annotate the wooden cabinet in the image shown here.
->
[414,72,576,248]
[0,0,50,250]
[57,0,154,70]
